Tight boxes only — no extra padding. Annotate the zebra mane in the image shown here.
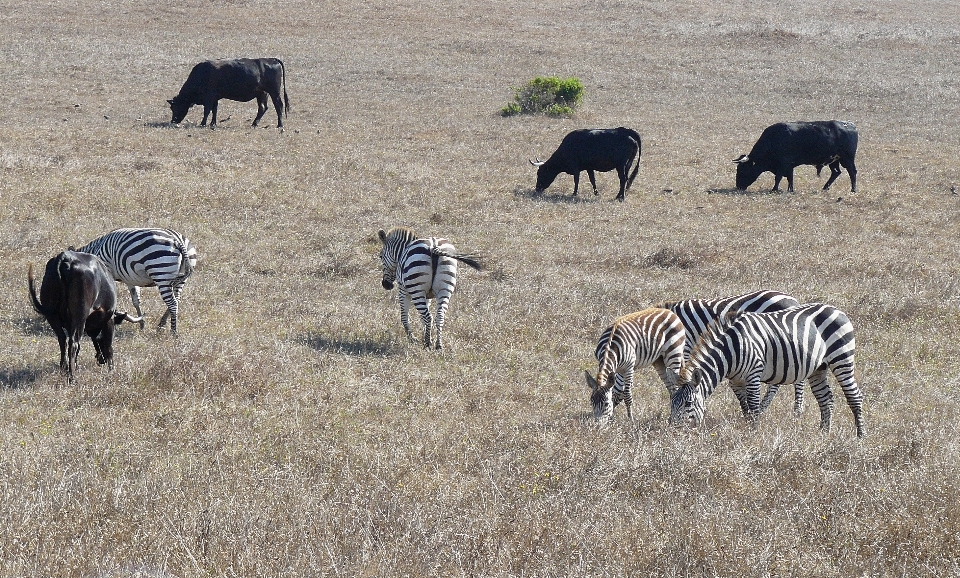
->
[382,226,417,246]
[594,317,624,392]
[688,309,743,366]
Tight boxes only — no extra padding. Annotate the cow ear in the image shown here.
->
[732,154,749,164]
[377,229,387,243]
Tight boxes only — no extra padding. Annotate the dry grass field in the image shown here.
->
[2,0,960,575]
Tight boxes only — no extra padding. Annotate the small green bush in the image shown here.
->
[501,76,584,117]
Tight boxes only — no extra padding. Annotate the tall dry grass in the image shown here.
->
[2,0,960,576]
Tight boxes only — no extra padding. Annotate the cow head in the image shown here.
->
[733,154,763,191]
[530,157,557,192]
[168,98,191,124]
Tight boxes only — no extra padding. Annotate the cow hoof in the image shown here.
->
[615,195,625,202]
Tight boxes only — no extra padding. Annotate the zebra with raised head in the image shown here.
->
[584,307,685,423]
[661,289,805,415]
[669,303,865,438]
[377,227,481,350]
[75,228,198,335]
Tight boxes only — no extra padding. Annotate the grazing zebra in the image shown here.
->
[377,227,481,350]
[669,303,865,438]
[661,289,805,415]
[75,228,198,335]
[584,307,685,423]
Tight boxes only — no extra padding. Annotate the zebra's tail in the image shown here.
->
[174,238,198,284]
[433,248,482,271]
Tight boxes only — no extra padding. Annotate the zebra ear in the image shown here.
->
[584,370,599,390]
[378,229,387,243]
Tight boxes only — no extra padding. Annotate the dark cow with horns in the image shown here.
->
[28,251,143,380]
[168,58,290,128]
[733,120,859,192]
[530,127,642,201]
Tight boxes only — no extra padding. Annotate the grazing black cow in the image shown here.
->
[28,251,142,379]
[168,58,290,128]
[530,127,642,201]
[733,121,858,192]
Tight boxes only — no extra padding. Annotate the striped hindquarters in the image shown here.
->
[76,228,197,288]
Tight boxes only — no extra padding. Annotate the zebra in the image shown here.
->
[377,227,481,350]
[584,307,685,423]
[669,303,865,438]
[661,289,805,415]
[75,228,198,335]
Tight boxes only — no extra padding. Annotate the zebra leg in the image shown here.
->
[398,290,417,342]
[832,365,865,438]
[409,295,433,348]
[808,369,834,433]
[128,285,146,330]
[758,383,782,413]
[157,285,180,335]
[794,381,805,416]
[433,284,457,350]
[652,358,678,393]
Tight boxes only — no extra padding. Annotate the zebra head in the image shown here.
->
[584,370,615,424]
[377,229,401,290]
[670,368,707,427]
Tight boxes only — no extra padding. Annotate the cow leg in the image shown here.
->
[209,102,219,127]
[785,168,795,192]
[128,285,146,330]
[53,326,68,372]
[772,174,782,191]
[269,91,284,128]
[823,161,842,190]
[68,324,84,380]
[572,172,580,196]
[587,170,599,196]
[252,94,268,127]
[837,158,857,192]
[201,105,211,126]
[615,166,627,201]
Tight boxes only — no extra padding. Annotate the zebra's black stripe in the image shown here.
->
[377,227,480,350]
[670,303,865,438]
[661,289,805,414]
[76,228,198,334]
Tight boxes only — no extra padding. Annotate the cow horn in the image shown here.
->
[529,156,546,167]
[732,154,749,164]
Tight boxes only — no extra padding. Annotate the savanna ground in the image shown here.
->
[1,0,959,575]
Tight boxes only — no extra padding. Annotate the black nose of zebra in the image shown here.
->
[381,279,394,290]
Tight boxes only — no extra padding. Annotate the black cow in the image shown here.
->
[28,251,142,379]
[530,127,642,201]
[733,120,858,192]
[168,58,290,128]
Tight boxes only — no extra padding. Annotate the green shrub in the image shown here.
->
[501,76,584,117]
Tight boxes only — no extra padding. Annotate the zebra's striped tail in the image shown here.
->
[432,248,482,271]
[173,238,197,284]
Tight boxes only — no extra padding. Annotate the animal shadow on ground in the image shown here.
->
[18,315,51,337]
[512,186,593,204]
[706,187,794,196]
[0,367,45,390]
[302,330,404,357]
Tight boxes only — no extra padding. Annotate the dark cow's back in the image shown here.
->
[169,58,290,128]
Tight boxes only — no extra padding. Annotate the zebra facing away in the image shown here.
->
[669,303,865,438]
[75,228,198,335]
[377,227,481,350]
[584,307,685,423]
[661,289,805,415]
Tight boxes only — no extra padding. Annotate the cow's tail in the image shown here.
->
[621,127,642,191]
[279,59,290,117]
[27,263,51,317]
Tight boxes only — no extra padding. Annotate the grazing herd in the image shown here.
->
[26,58,866,438]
